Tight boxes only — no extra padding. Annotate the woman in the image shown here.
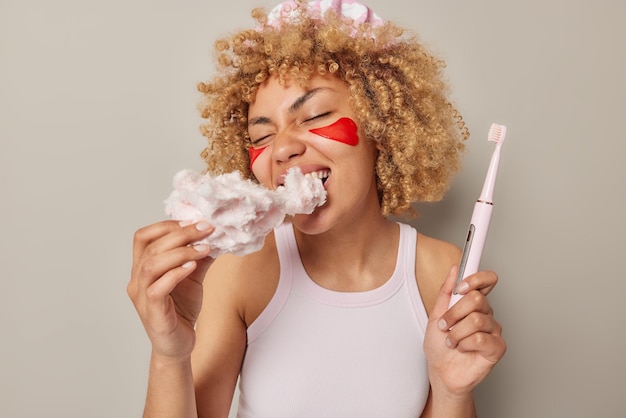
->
[127,1,506,416]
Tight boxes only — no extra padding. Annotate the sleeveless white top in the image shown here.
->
[237,222,430,417]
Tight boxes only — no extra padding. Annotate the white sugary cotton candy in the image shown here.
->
[275,169,327,216]
[164,167,326,257]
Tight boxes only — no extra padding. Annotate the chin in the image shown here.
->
[289,209,334,236]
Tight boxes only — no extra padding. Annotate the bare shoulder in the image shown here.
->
[415,233,461,315]
[202,230,280,327]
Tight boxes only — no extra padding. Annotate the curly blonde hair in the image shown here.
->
[198,1,468,216]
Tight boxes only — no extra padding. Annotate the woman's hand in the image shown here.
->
[127,220,215,361]
[423,265,506,399]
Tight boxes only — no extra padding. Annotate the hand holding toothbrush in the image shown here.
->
[423,265,506,412]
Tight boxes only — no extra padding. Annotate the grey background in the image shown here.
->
[1,0,624,417]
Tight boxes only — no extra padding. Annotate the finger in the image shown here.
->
[440,289,493,330]
[146,221,215,254]
[187,256,215,286]
[144,261,199,306]
[431,265,459,324]
[133,220,182,261]
[445,311,502,348]
[136,243,212,288]
[143,220,215,260]
[456,332,507,363]
[133,220,214,263]
[461,270,499,297]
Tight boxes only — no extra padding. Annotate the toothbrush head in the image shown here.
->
[488,123,507,144]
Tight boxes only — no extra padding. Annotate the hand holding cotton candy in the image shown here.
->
[164,167,326,257]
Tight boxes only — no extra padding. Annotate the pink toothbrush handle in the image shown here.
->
[448,201,493,307]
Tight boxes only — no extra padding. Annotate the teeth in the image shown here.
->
[304,170,330,180]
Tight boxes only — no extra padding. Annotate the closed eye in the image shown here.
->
[251,134,273,147]
[303,111,331,123]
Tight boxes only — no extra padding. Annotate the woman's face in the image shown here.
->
[248,74,380,234]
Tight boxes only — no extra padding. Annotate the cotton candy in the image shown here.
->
[164,167,326,257]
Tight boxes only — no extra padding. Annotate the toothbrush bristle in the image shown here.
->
[487,123,507,144]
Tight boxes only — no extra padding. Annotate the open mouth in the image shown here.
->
[305,170,330,186]
[276,168,331,189]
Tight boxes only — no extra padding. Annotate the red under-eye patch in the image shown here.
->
[249,145,268,170]
[309,117,359,146]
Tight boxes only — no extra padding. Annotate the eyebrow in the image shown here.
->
[248,87,330,126]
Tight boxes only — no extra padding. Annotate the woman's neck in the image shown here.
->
[294,213,400,292]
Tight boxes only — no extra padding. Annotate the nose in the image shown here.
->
[271,127,306,164]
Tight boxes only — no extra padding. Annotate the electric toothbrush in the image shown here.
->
[449,123,507,307]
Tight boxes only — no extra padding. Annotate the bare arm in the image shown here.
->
[420,388,476,418]
[127,220,215,418]
[129,218,277,418]
[191,235,279,416]
[192,254,250,417]
[144,354,198,418]
[141,254,248,418]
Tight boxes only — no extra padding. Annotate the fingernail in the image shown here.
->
[193,244,208,252]
[456,281,469,294]
[437,318,448,331]
[195,221,212,231]
[182,261,194,269]
[445,337,452,348]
